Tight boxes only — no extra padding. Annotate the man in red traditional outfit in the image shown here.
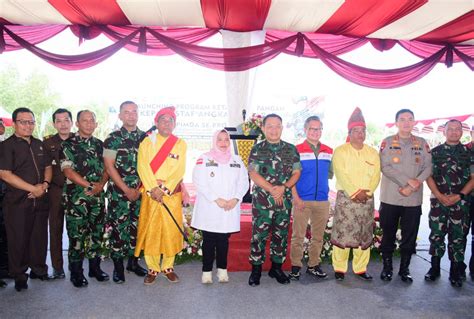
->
[135,106,187,285]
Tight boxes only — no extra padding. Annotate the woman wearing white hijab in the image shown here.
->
[191,129,249,284]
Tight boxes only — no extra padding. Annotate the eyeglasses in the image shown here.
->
[307,127,323,133]
[16,120,36,126]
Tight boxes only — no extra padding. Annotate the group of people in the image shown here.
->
[0,103,472,293]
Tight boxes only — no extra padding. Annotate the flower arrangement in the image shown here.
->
[176,204,203,264]
[242,113,265,141]
[177,203,401,264]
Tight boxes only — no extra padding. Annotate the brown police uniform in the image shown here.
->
[43,133,73,272]
[0,135,52,281]
[379,134,431,255]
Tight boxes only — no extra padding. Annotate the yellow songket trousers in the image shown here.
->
[332,246,370,274]
[144,255,175,272]
[134,191,184,259]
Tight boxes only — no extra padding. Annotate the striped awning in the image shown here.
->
[1,0,473,45]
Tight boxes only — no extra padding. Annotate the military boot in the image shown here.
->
[112,258,125,284]
[424,256,441,281]
[449,262,463,288]
[248,264,262,287]
[268,262,290,285]
[70,261,88,288]
[88,257,109,282]
[398,254,413,283]
[380,254,393,281]
[126,256,147,277]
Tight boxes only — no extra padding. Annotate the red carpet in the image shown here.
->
[227,214,292,272]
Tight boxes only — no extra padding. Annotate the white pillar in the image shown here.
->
[221,30,266,127]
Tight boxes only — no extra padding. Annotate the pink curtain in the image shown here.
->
[1,25,472,88]
[0,25,67,52]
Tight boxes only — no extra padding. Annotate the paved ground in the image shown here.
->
[1,195,473,318]
[0,245,473,319]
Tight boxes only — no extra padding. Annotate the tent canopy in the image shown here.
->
[1,0,473,44]
[1,1,473,90]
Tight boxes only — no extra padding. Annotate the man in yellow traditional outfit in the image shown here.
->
[135,106,187,285]
[330,107,381,281]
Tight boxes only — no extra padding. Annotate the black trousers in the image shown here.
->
[202,231,231,272]
[379,202,422,256]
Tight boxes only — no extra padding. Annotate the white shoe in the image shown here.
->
[202,271,213,284]
[217,268,229,283]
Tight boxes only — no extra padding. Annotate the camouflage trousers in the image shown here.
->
[63,186,106,263]
[106,190,141,260]
[249,207,290,265]
[428,198,470,262]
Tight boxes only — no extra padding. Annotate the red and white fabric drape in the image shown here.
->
[0,0,473,88]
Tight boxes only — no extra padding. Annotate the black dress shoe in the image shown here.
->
[29,272,52,281]
[335,272,345,281]
[424,268,440,282]
[357,272,373,281]
[14,280,28,291]
[0,279,7,288]
[399,272,413,283]
[268,268,290,284]
[126,257,147,277]
[380,269,393,281]
[51,269,66,280]
[88,258,110,282]
[70,272,88,288]
[450,277,463,288]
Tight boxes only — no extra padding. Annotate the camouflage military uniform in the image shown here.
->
[61,134,106,263]
[429,143,473,262]
[248,140,301,265]
[103,127,143,260]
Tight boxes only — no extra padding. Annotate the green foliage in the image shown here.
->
[0,66,112,140]
[0,65,59,138]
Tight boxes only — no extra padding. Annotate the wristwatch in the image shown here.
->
[458,193,465,200]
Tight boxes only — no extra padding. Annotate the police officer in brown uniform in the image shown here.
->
[43,108,74,279]
[0,107,53,291]
[379,109,432,283]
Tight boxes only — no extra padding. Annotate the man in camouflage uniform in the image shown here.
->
[247,113,301,286]
[43,108,74,279]
[61,110,109,288]
[425,120,474,287]
[463,126,474,280]
[103,101,147,283]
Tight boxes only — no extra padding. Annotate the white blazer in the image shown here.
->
[191,153,249,233]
